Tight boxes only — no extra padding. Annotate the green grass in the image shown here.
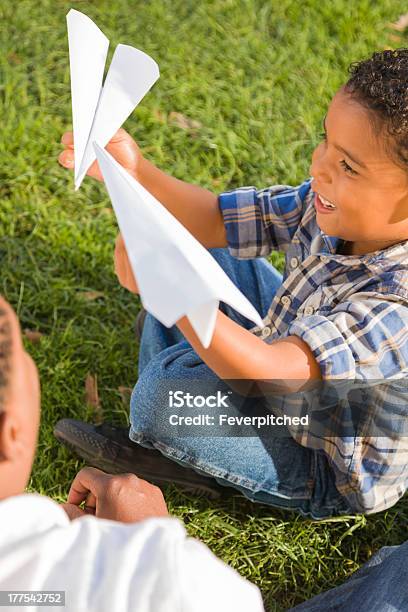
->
[1,0,408,609]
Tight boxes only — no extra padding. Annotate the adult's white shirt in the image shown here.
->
[0,494,264,612]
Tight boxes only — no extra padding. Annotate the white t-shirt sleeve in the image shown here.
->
[176,536,265,612]
[0,495,264,612]
[70,515,265,612]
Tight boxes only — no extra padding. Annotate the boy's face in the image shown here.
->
[310,88,408,254]
[0,301,40,500]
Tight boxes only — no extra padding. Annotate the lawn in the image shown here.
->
[1,0,407,609]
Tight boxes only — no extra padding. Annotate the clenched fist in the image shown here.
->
[58,128,143,182]
[66,467,168,523]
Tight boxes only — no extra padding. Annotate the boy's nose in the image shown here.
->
[313,168,332,185]
[310,144,332,184]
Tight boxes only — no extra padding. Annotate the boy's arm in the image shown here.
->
[137,156,227,249]
[177,310,322,389]
[113,230,321,388]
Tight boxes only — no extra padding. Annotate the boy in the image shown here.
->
[57,49,408,518]
[0,296,263,611]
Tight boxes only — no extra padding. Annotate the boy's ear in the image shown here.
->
[0,410,22,462]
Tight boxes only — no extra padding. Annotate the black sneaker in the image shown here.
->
[54,418,230,499]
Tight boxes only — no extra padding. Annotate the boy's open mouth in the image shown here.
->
[315,193,337,214]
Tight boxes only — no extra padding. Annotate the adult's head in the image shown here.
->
[0,297,40,500]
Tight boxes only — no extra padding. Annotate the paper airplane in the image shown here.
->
[93,143,265,348]
[67,9,159,190]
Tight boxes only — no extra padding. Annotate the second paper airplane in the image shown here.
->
[94,144,264,348]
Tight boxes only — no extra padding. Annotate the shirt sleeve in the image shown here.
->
[178,537,265,612]
[283,293,408,380]
[20,514,264,612]
[218,178,312,258]
[279,295,408,514]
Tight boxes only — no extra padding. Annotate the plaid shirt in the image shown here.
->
[218,179,408,513]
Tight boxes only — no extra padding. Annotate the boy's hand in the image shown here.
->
[114,233,139,294]
[58,128,143,182]
[67,467,168,523]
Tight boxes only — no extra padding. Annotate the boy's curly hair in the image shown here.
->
[344,48,408,168]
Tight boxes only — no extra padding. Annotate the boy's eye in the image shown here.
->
[340,159,358,176]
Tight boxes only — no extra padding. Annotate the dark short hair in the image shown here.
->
[344,49,408,168]
[0,308,12,415]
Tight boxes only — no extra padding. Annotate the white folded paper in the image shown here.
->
[93,143,265,348]
[67,9,159,190]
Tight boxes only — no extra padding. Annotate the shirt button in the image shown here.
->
[261,326,272,339]
[281,295,291,307]
[290,257,299,268]
[320,255,330,263]
[304,305,315,315]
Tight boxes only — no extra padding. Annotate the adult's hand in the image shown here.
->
[67,467,168,523]
[114,233,139,294]
[58,128,143,182]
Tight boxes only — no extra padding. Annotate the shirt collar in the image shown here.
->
[310,232,343,255]
[366,238,408,264]
[311,229,408,263]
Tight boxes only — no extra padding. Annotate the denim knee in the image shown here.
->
[131,343,218,437]
[130,353,172,437]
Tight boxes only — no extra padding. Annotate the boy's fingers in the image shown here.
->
[67,466,108,505]
[58,152,103,182]
[61,128,127,147]
[60,128,132,151]
[61,131,74,146]
[58,150,74,168]
[86,160,103,181]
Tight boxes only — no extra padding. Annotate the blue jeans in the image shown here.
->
[288,541,408,611]
[129,248,352,519]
